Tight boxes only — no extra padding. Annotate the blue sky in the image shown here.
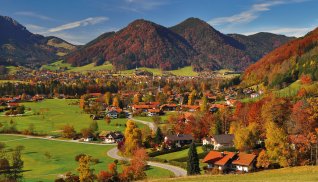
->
[1,0,317,45]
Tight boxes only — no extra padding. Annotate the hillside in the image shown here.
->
[65,18,292,71]
[0,15,76,67]
[241,27,318,87]
[157,166,318,182]
[65,19,196,70]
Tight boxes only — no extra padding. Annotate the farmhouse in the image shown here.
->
[164,134,194,148]
[203,151,257,173]
[99,131,124,144]
[203,134,234,150]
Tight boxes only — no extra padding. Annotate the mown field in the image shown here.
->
[0,135,174,182]
[159,166,318,182]
[0,99,144,135]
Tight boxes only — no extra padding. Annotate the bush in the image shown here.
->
[75,154,86,161]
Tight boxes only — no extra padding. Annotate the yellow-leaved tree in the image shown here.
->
[123,120,142,156]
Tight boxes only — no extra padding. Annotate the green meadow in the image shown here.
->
[0,135,174,182]
[0,99,144,135]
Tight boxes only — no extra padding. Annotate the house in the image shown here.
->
[99,131,124,144]
[226,99,237,107]
[202,151,236,171]
[206,134,234,150]
[232,153,257,172]
[203,151,257,173]
[107,110,118,119]
[160,104,178,111]
[164,134,194,148]
[181,105,200,112]
[250,93,260,98]
[147,109,161,117]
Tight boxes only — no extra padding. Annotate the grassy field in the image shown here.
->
[0,99,144,135]
[0,135,174,182]
[159,166,318,182]
[170,66,198,76]
[274,80,302,97]
[40,60,73,71]
[69,63,113,72]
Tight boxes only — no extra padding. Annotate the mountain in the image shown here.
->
[241,27,318,87]
[0,15,76,67]
[170,18,294,71]
[66,17,293,71]
[66,19,196,70]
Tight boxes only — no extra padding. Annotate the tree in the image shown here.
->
[234,122,259,152]
[265,121,291,167]
[200,95,208,112]
[77,155,95,182]
[188,90,196,105]
[120,148,148,181]
[187,142,200,175]
[11,145,24,180]
[112,96,119,107]
[133,94,140,104]
[89,120,99,132]
[256,150,270,168]
[104,92,111,106]
[123,120,142,156]
[154,128,164,145]
[62,124,76,139]
[81,128,93,139]
[105,116,111,125]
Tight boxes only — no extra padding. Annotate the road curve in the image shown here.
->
[107,147,187,177]
[130,117,157,132]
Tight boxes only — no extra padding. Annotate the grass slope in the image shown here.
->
[0,135,173,182]
[0,99,144,135]
[160,166,318,182]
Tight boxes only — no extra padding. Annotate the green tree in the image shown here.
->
[11,145,24,180]
[187,142,200,175]
[154,128,164,145]
[89,120,98,132]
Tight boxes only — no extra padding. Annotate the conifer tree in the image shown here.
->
[187,142,200,175]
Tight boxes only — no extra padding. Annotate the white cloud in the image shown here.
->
[242,26,315,37]
[123,0,167,12]
[14,11,54,21]
[47,17,109,33]
[208,0,309,26]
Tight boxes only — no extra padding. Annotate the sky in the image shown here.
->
[1,0,317,45]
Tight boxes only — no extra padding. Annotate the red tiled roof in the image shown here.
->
[232,153,256,166]
[202,151,236,166]
[148,109,160,113]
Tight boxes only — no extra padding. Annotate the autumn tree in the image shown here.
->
[120,148,148,181]
[188,90,196,105]
[133,94,140,104]
[81,128,93,139]
[234,122,259,152]
[77,155,95,182]
[112,96,119,107]
[200,95,208,112]
[62,124,76,139]
[104,92,111,106]
[89,120,99,133]
[264,121,291,167]
[123,120,142,156]
[187,142,200,175]
[256,150,270,168]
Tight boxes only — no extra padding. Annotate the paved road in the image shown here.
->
[107,147,187,177]
[1,134,116,146]
[130,117,157,131]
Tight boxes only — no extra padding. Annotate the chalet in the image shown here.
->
[160,104,178,111]
[202,151,236,171]
[203,151,257,173]
[231,153,257,172]
[99,131,124,144]
[250,93,260,98]
[203,134,234,150]
[164,134,194,148]
[147,109,161,117]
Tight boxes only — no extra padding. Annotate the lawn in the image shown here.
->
[0,135,174,182]
[0,99,143,135]
[134,112,176,123]
[69,63,113,72]
[159,166,318,182]
[40,60,73,71]
[170,66,198,76]
[274,80,302,97]
[155,146,204,161]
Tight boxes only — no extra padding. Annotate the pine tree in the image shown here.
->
[187,142,200,175]
[154,127,164,144]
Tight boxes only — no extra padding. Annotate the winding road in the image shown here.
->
[1,117,187,177]
[107,147,187,177]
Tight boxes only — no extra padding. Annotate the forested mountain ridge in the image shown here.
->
[0,15,76,67]
[241,27,318,87]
